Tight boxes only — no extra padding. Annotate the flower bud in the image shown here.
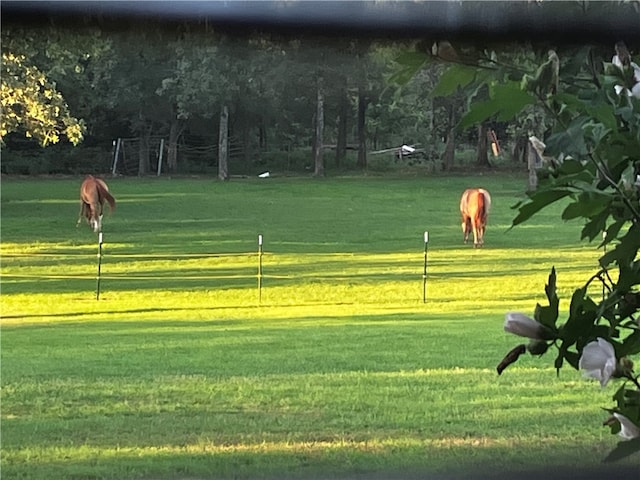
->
[618,357,635,378]
[527,339,550,356]
[504,312,554,340]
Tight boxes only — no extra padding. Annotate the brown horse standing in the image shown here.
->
[460,188,491,248]
[77,175,116,233]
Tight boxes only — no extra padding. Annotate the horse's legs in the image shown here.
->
[77,201,85,226]
[96,200,104,232]
[86,202,99,232]
[471,217,480,248]
[462,216,471,243]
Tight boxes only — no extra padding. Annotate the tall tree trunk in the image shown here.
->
[443,128,455,171]
[242,120,251,172]
[476,123,491,167]
[218,105,229,181]
[357,86,368,169]
[314,77,325,177]
[259,115,267,150]
[167,118,184,173]
[335,84,348,168]
[442,105,455,171]
[137,125,151,176]
[512,135,527,163]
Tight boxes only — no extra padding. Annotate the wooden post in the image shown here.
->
[218,105,229,181]
[111,138,122,176]
[314,76,325,177]
[157,138,165,176]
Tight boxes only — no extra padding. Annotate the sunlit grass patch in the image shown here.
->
[1,175,629,479]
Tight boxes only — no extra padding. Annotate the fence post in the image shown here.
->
[111,138,122,176]
[258,234,263,304]
[422,231,429,303]
[157,138,165,176]
[96,232,104,300]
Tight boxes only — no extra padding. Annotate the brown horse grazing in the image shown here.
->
[77,175,116,233]
[460,188,491,248]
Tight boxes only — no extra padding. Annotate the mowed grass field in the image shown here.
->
[1,173,637,479]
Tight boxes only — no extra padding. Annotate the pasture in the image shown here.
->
[1,174,637,479]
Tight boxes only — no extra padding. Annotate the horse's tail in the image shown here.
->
[96,179,116,212]
[480,189,492,215]
[103,189,116,213]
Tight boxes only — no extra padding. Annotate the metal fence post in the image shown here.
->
[96,232,103,300]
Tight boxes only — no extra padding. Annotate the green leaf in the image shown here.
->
[545,117,589,158]
[511,189,572,227]
[431,64,477,97]
[563,349,580,370]
[599,223,640,267]
[545,266,557,303]
[555,157,589,176]
[533,267,560,331]
[395,50,429,67]
[534,303,559,330]
[580,209,609,242]
[459,99,499,128]
[555,93,617,131]
[619,330,640,357]
[616,260,640,291]
[388,66,423,86]
[460,81,534,128]
[560,287,597,343]
[604,220,626,244]
[389,51,430,85]
[561,194,609,221]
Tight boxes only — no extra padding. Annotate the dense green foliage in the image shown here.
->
[2,175,639,479]
[0,18,456,175]
[394,34,640,459]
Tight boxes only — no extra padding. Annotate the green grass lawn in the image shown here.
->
[1,174,637,479]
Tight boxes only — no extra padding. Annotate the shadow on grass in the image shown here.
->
[1,440,638,480]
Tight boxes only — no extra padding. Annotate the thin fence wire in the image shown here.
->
[1,252,255,258]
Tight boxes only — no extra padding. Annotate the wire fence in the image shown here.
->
[2,233,431,303]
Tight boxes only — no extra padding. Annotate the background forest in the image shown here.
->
[1,1,592,178]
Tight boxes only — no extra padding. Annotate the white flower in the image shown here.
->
[612,55,640,99]
[503,312,552,340]
[578,337,617,387]
[613,413,640,440]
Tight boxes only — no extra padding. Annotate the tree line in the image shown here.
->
[1,2,636,177]
[1,13,523,177]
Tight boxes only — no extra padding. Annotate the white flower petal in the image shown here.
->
[613,413,640,440]
[632,62,640,82]
[612,55,623,70]
[504,312,547,340]
[579,338,617,387]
